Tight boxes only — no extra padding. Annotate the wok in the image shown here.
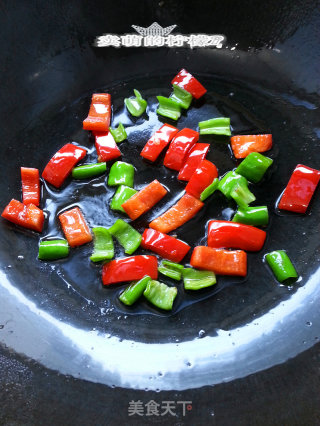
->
[1,0,320,424]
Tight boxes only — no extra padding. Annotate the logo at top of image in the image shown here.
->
[95,22,225,49]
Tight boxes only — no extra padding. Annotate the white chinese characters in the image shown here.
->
[95,22,225,49]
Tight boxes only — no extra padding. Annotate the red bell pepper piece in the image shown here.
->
[207,220,266,251]
[177,143,210,181]
[171,69,207,99]
[149,193,203,234]
[121,180,167,220]
[94,131,121,162]
[59,207,92,247]
[278,164,320,213]
[21,167,40,206]
[83,93,111,132]
[42,143,87,188]
[1,199,44,232]
[141,228,190,262]
[190,246,247,277]
[102,255,158,285]
[163,128,199,171]
[185,160,218,199]
[230,134,273,159]
[140,124,179,162]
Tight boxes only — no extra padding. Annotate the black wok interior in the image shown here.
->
[1,1,320,424]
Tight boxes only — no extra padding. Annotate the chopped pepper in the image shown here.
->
[143,280,177,311]
[171,69,207,99]
[108,161,135,187]
[125,89,147,117]
[230,134,273,159]
[235,152,273,183]
[278,164,320,214]
[109,219,142,255]
[2,199,44,232]
[102,255,158,285]
[140,124,179,162]
[59,207,92,247]
[198,117,231,136]
[265,250,298,283]
[170,84,193,109]
[230,182,256,208]
[110,185,137,213]
[94,131,122,162]
[72,162,107,179]
[38,239,69,261]
[182,268,216,290]
[119,276,151,306]
[218,171,255,207]
[156,96,181,121]
[121,180,167,220]
[141,228,190,262]
[42,143,87,188]
[83,93,111,132]
[90,227,114,262]
[163,128,199,171]
[149,193,203,234]
[109,123,127,143]
[158,260,183,281]
[232,206,269,226]
[21,167,40,206]
[190,246,247,277]
[207,220,266,251]
[185,160,218,199]
[178,143,210,181]
[200,178,219,201]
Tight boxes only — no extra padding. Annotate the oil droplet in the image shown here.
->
[306,321,312,326]
[198,330,206,338]
[0,325,4,329]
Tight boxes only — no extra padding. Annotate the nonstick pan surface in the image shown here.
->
[1,1,320,424]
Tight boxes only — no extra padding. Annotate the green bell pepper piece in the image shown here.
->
[72,162,107,179]
[109,123,127,143]
[158,260,184,281]
[265,250,298,283]
[198,117,231,136]
[109,219,142,255]
[38,239,69,261]
[232,206,269,226]
[156,96,181,120]
[110,185,137,213]
[200,178,219,201]
[230,182,256,208]
[119,275,151,306]
[235,152,273,183]
[108,161,135,187]
[124,89,147,117]
[90,227,114,262]
[170,84,192,109]
[182,268,216,290]
[143,280,178,311]
[218,171,255,207]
